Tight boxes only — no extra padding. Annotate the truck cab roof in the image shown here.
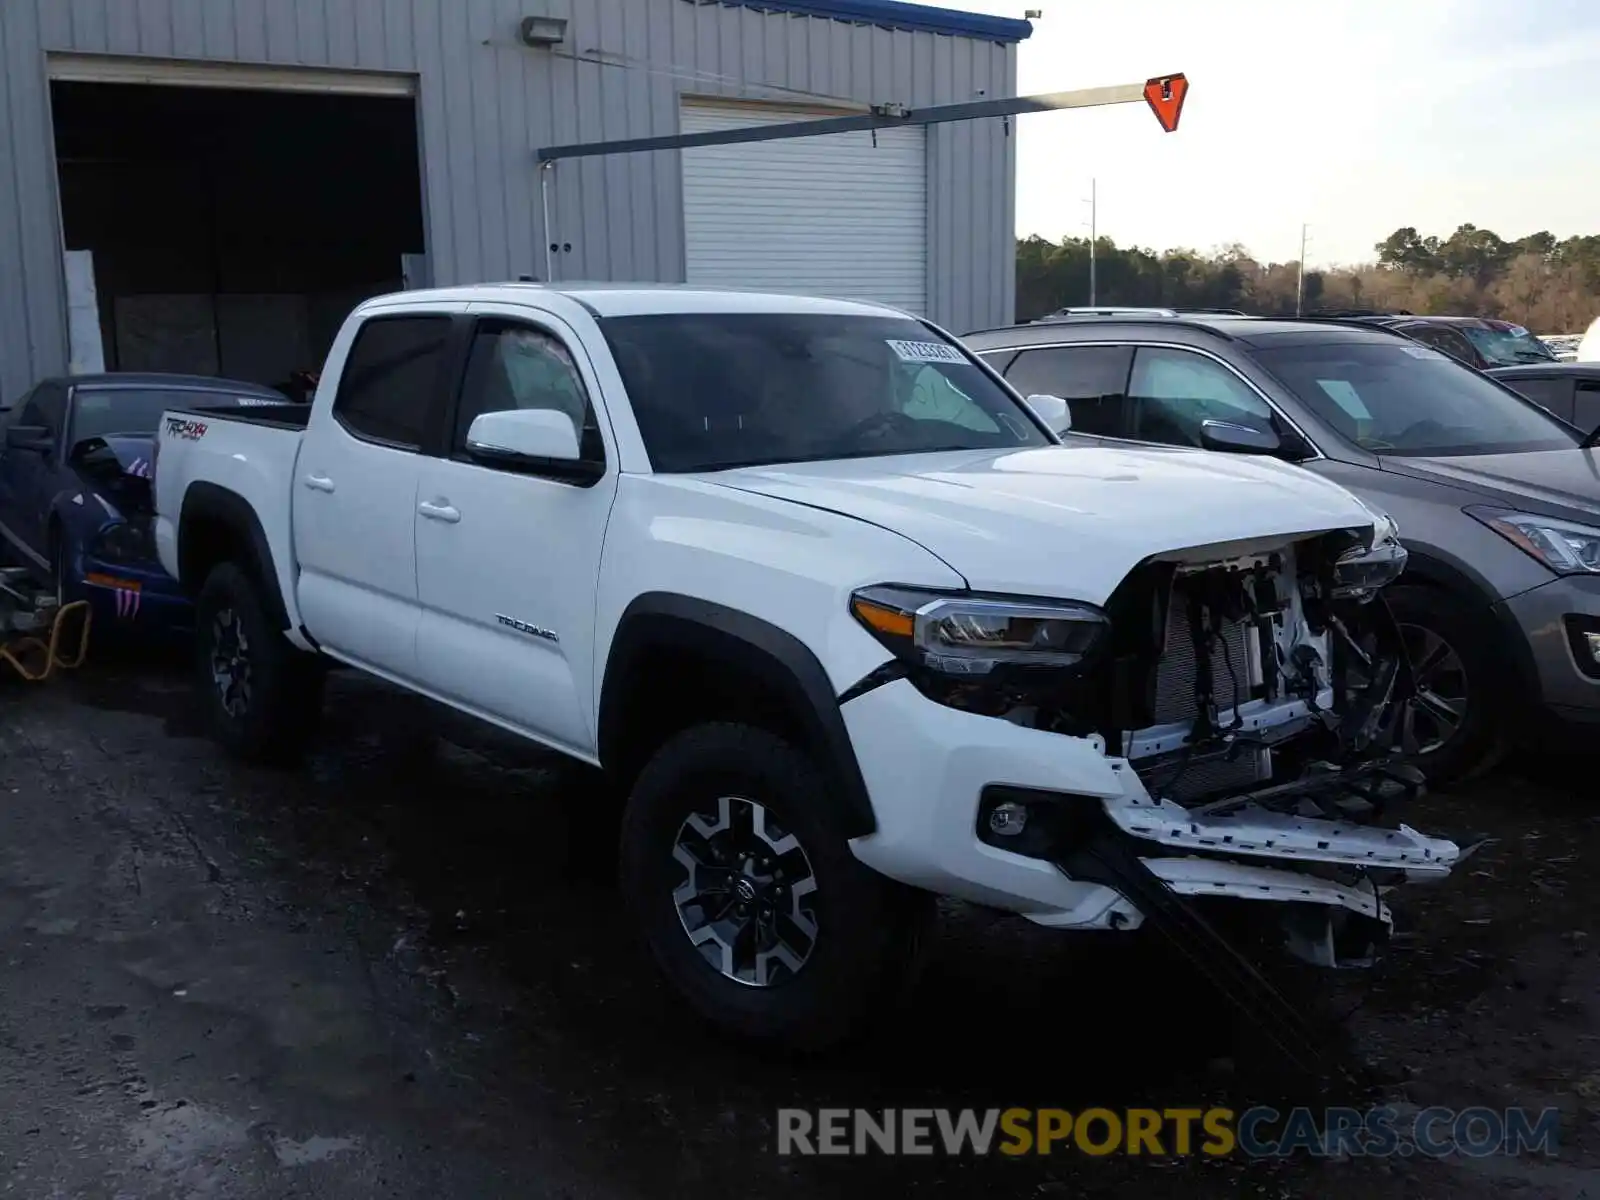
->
[365,282,912,320]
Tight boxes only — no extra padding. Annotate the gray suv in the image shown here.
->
[963,314,1600,782]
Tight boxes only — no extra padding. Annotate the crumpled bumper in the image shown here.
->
[843,679,1471,960]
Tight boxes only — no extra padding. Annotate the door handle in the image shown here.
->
[418,500,460,523]
[303,474,335,493]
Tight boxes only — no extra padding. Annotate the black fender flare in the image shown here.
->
[599,592,877,838]
[178,481,291,631]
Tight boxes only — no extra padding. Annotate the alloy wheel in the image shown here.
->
[671,795,819,987]
[210,608,253,719]
[1397,621,1469,755]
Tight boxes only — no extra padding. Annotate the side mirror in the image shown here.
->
[464,408,601,482]
[6,424,53,454]
[1024,394,1073,434]
[1198,419,1282,456]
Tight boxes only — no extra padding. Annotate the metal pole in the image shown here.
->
[1088,178,1098,306]
[536,75,1190,163]
[541,163,556,282]
[1296,223,1308,316]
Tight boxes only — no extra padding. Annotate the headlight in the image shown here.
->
[1330,510,1407,600]
[90,517,156,563]
[849,585,1109,676]
[1466,506,1600,575]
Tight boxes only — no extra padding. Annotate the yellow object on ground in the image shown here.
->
[0,600,91,682]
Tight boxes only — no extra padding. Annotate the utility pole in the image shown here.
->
[1084,178,1098,305]
[1296,223,1311,316]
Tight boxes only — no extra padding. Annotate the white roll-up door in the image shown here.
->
[679,101,928,315]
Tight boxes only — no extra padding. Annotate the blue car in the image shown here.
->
[0,373,293,638]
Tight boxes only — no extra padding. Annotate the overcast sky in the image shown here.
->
[954,0,1600,266]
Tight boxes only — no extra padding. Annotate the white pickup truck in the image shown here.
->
[153,283,1468,1053]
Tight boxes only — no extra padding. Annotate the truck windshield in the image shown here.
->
[1458,324,1556,366]
[72,387,283,444]
[597,313,1051,472]
[1253,340,1578,457]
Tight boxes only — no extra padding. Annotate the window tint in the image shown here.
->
[333,315,451,448]
[1575,382,1600,436]
[1126,348,1275,447]
[1499,376,1575,423]
[21,383,67,440]
[598,313,1049,473]
[1403,325,1480,367]
[1003,345,1131,437]
[454,320,603,461]
[1253,341,1577,456]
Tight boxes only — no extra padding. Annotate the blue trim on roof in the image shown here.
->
[715,0,1034,43]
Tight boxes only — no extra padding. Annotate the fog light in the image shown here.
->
[988,802,1029,837]
[1585,631,1600,664]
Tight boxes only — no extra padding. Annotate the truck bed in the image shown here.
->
[175,402,313,431]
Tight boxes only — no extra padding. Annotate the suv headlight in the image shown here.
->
[1331,510,1408,600]
[849,585,1109,677]
[1466,506,1600,575]
[90,516,156,564]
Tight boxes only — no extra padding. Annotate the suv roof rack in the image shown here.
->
[1048,306,1182,318]
[1305,308,1413,319]
[987,314,1241,341]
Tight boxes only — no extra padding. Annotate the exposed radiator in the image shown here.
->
[1144,595,1269,802]
[1151,597,1254,723]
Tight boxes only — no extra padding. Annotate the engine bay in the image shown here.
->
[985,524,1418,809]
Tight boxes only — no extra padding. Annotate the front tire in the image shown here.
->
[619,723,931,1051]
[1386,584,1508,785]
[193,561,324,765]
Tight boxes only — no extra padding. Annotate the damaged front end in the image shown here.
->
[1053,519,1478,959]
[856,514,1477,972]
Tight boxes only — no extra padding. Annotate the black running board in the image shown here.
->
[1055,808,1336,1081]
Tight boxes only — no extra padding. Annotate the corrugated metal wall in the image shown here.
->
[0,0,1017,400]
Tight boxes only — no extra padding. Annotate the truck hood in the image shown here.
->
[1381,447,1600,524]
[709,444,1378,603]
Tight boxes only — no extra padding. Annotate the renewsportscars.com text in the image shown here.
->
[776,1106,1560,1158]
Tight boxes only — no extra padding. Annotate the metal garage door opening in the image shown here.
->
[49,75,425,393]
[678,100,928,316]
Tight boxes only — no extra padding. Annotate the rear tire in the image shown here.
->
[619,722,932,1052]
[193,561,324,765]
[1385,584,1508,785]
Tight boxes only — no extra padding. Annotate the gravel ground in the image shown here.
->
[1,651,1597,1198]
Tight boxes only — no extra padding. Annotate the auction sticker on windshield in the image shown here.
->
[1400,345,1449,360]
[888,340,966,364]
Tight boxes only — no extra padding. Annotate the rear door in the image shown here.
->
[412,304,617,758]
[293,309,460,681]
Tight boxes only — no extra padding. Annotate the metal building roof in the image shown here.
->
[707,0,1035,43]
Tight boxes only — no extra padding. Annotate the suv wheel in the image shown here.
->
[620,722,931,1050]
[1385,585,1507,785]
[194,562,325,765]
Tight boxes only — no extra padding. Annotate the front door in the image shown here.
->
[413,306,618,759]
[292,310,458,681]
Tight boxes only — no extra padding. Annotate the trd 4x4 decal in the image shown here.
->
[163,417,208,441]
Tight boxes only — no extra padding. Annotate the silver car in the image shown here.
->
[963,313,1600,782]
